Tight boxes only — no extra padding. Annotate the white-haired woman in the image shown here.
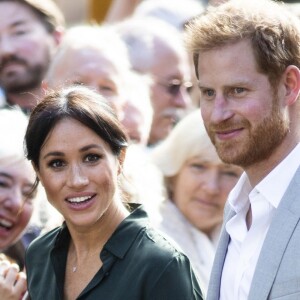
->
[151,109,243,295]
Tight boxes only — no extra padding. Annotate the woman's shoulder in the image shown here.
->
[138,225,188,262]
[26,226,63,255]
[130,226,203,298]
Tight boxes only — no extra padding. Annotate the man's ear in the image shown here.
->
[118,149,126,175]
[283,65,300,106]
[52,27,64,46]
[41,80,49,98]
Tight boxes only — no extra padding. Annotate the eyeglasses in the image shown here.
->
[156,78,194,96]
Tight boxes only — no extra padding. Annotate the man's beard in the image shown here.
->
[0,54,50,93]
[206,97,289,168]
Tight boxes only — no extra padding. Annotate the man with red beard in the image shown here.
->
[0,0,64,114]
[186,0,300,299]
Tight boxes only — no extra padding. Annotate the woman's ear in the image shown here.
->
[118,149,126,175]
[283,65,300,106]
[31,162,43,186]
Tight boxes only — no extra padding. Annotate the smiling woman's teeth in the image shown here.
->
[67,196,92,203]
[0,218,13,229]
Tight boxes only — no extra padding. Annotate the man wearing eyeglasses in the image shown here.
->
[116,18,193,146]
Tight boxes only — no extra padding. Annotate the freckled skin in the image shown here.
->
[36,118,123,231]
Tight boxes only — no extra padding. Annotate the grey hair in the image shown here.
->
[115,17,187,73]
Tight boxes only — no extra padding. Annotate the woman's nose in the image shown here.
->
[67,164,89,188]
[201,171,220,195]
[0,186,24,214]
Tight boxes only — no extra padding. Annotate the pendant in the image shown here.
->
[72,266,77,273]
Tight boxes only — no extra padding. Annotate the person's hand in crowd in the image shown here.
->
[0,259,27,300]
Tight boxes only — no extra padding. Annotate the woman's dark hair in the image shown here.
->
[25,86,128,172]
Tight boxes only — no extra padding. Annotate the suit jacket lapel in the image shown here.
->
[206,208,236,300]
[248,166,300,300]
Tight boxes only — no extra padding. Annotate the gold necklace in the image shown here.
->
[72,266,77,273]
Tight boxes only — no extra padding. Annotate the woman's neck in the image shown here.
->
[68,202,129,255]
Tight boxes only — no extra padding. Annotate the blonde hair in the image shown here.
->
[151,109,220,177]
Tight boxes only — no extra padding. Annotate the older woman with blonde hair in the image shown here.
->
[151,109,243,295]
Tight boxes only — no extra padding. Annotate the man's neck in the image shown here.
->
[245,138,299,187]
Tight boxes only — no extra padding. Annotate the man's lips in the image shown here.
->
[215,128,244,140]
[1,62,23,72]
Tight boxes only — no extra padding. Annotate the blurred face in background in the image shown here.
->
[168,154,242,236]
[121,101,147,145]
[47,46,154,145]
[149,45,192,145]
[0,157,36,250]
[47,47,127,119]
[0,2,59,93]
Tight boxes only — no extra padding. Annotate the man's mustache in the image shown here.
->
[208,119,249,132]
[0,55,27,71]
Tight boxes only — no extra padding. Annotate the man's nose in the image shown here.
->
[0,36,15,56]
[210,94,233,124]
[172,87,192,109]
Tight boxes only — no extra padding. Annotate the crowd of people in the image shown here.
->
[0,0,300,299]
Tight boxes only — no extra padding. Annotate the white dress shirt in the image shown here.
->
[220,143,300,300]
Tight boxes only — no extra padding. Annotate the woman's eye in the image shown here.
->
[48,159,65,169]
[22,186,36,201]
[84,154,101,163]
[222,171,240,177]
[190,163,205,170]
[0,180,9,188]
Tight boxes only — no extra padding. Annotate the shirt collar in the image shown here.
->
[54,203,149,260]
[255,143,300,209]
[228,143,300,212]
[104,203,149,259]
[228,172,252,213]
